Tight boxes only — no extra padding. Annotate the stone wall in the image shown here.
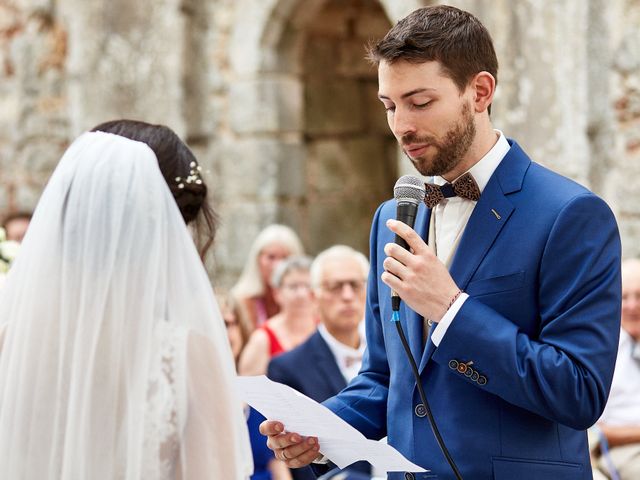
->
[0,3,69,213]
[0,0,639,285]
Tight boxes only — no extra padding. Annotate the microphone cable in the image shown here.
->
[391,309,463,480]
[389,174,462,479]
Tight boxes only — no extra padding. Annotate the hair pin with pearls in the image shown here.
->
[175,162,203,189]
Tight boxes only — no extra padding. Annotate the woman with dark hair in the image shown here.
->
[0,121,253,479]
[91,119,217,259]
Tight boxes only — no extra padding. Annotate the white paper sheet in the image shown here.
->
[236,375,427,473]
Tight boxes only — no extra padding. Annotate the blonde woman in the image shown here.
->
[232,225,304,330]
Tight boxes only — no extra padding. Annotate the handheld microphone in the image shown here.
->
[391,175,426,311]
[391,175,464,479]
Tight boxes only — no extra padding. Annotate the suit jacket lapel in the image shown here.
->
[312,333,347,394]
[418,142,530,373]
[406,204,431,365]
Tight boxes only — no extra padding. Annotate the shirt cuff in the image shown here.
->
[430,292,469,347]
[312,454,330,464]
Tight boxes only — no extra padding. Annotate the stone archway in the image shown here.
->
[221,0,424,265]
[299,0,395,253]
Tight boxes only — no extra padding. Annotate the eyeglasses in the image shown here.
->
[623,291,640,302]
[280,282,312,292]
[321,279,367,295]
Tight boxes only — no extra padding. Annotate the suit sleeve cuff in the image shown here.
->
[430,292,469,347]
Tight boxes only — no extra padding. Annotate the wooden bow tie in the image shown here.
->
[424,173,481,208]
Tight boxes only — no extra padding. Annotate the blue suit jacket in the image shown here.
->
[268,331,347,403]
[323,141,622,480]
[268,331,372,479]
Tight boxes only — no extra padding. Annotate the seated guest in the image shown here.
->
[239,255,316,376]
[268,245,372,480]
[232,225,305,330]
[595,258,640,479]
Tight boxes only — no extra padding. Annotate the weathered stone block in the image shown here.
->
[336,41,377,79]
[355,6,392,39]
[363,81,391,134]
[217,137,306,199]
[305,79,364,134]
[303,39,338,77]
[229,77,303,133]
[307,195,373,255]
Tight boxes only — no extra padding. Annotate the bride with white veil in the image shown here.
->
[0,122,253,479]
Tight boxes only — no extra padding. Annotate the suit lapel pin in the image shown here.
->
[491,208,502,220]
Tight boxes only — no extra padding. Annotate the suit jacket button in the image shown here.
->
[457,363,468,374]
[471,371,480,382]
[464,367,474,378]
[415,403,427,418]
[478,375,487,385]
[448,359,459,370]
[404,473,416,480]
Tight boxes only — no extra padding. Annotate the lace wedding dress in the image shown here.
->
[142,322,186,480]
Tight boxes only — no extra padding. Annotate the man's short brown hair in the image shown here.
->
[366,5,499,93]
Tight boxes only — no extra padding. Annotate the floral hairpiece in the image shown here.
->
[175,162,203,189]
[0,227,20,274]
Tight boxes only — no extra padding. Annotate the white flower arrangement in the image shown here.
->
[0,227,20,274]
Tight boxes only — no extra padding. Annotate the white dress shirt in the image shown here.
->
[599,329,640,426]
[317,323,366,383]
[430,131,511,346]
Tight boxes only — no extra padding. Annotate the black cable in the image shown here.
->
[394,319,463,480]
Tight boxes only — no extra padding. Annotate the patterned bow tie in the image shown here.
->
[424,172,481,208]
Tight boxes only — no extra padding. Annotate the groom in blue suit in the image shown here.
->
[261,5,622,480]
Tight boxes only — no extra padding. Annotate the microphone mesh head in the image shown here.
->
[394,175,426,204]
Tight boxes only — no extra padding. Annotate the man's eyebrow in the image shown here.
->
[378,88,437,100]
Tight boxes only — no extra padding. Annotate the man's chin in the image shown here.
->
[409,157,438,177]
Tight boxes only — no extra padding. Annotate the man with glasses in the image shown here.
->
[268,245,372,480]
[594,258,640,480]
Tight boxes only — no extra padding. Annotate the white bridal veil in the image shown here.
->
[0,132,253,479]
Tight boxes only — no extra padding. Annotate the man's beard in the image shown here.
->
[401,102,476,177]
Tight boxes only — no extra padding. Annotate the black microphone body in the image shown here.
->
[391,175,425,311]
[394,201,419,251]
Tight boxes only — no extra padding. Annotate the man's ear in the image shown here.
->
[470,71,496,113]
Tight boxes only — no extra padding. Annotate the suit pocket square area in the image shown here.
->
[492,456,583,480]
[466,271,526,297]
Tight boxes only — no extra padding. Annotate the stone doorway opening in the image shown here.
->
[296,0,396,254]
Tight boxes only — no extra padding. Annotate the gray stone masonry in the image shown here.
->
[1,0,639,284]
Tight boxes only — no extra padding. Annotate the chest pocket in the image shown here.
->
[466,271,526,297]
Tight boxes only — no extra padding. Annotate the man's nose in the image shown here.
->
[391,108,416,138]
[340,283,357,299]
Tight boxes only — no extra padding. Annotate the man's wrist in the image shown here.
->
[447,289,463,309]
